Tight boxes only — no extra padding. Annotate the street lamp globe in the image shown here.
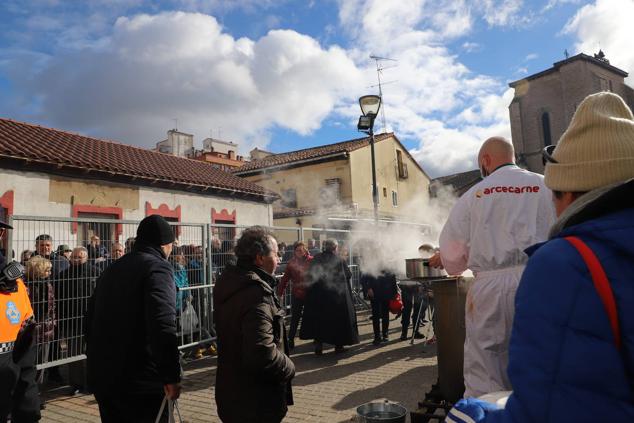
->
[359,95,381,117]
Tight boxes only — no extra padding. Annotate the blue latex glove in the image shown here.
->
[445,398,501,423]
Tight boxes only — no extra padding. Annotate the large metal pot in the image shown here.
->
[356,400,407,423]
[405,258,446,279]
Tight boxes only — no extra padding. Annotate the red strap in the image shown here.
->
[565,236,621,350]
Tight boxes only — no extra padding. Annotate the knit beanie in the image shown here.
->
[136,214,175,246]
[544,91,634,192]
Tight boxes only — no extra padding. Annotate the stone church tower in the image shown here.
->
[508,52,634,172]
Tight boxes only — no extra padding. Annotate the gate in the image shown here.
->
[6,216,370,370]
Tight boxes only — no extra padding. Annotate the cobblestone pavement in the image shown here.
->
[41,315,438,422]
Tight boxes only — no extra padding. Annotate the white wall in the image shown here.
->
[0,168,272,257]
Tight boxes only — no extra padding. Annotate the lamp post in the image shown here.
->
[357,95,381,224]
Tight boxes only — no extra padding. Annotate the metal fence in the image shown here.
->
[6,216,369,372]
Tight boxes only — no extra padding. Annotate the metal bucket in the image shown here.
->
[356,400,407,423]
[405,258,447,279]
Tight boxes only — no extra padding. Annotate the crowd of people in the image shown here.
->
[2,91,633,422]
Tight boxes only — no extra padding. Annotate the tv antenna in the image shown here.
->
[370,55,398,133]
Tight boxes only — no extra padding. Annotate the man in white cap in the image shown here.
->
[447,91,634,422]
[430,136,555,397]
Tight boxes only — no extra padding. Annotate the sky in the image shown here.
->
[1,0,633,178]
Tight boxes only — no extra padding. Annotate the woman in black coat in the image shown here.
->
[299,239,359,354]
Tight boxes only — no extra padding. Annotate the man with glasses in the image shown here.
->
[429,136,555,397]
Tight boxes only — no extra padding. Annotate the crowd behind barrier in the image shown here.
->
[4,216,366,370]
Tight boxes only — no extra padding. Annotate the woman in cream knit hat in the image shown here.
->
[447,91,634,422]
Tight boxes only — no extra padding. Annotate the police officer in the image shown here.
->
[0,218,41,422]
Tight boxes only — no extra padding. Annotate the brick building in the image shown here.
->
[508,52,634,172]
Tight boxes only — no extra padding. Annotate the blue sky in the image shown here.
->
[0,0,632,177]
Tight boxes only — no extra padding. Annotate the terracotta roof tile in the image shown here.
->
[0,118,276,201]
[234,132,394,174]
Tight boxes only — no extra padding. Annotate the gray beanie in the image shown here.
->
[545,92,634,192]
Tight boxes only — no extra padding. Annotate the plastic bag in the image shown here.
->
[389,292,403,315]
[180,303,199,332]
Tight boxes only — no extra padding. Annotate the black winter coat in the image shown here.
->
[360,271,398,302]
[214,261,294,423]
[56,262,99,329]
[86,244,180,395]
[300,251,359,346]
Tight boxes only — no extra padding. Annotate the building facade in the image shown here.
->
[155,129,195,158]
[0,118,276,255]
[234,133,432,243]
[508,52,634,172]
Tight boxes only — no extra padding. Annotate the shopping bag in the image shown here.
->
[155,395,183,423]
[389,292,404,315]
[180,302,199,333]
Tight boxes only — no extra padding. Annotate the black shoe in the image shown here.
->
[314,342,323,355]
[372,337,382,346]
[334,345,347,353]
[400,329,408,341]
[414,331,424,339]
[382,334,389,342]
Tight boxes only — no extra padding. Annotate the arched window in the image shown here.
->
[542,112,552,146]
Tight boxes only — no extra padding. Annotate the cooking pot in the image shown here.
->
[356,400,407,423]
[405,258,446,279]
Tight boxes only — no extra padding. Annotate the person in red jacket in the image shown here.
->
[276,241,312,350]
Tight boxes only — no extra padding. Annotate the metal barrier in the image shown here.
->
[6,216,370,371]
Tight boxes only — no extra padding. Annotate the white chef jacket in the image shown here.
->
[439,164,556,397]
[439,165,555,276]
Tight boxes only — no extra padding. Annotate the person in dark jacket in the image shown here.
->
[300,239,359,354]
[33,234,69,276]
[276,241,312,350]
[56,246,99,394]
[86,215,181,423]
[214,226,294,423]
[360,270,398,345]
[447,92,634,422]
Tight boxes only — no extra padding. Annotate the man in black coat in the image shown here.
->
[300,239,359,354]
[360,270,398,345]
[86,215,181,423]
[214,226,294,423]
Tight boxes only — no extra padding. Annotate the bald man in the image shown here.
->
[429,137,555,397]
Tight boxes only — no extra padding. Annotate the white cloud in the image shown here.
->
[543,0,582,12]
[524,53,538,61]
[477,0,527,27]
[3,1,520,178]
[337,1,513,177]
[16,12,361,151]
[563,0,634,82]
[462,41,481,53]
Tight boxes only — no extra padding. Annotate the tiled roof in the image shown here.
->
[509,53,628,87]
[431,169,482,197]
[0,118,277,201]
[234,133,394,174]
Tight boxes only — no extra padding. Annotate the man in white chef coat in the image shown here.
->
[429,137,555,397]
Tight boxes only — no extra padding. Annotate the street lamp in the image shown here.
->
[357,95,381,223]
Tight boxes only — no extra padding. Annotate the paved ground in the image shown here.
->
[41,314,438,422]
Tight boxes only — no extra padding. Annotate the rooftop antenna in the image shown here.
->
[370,55,398,133]
[172,118,178,131]
[564,49,569,59]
